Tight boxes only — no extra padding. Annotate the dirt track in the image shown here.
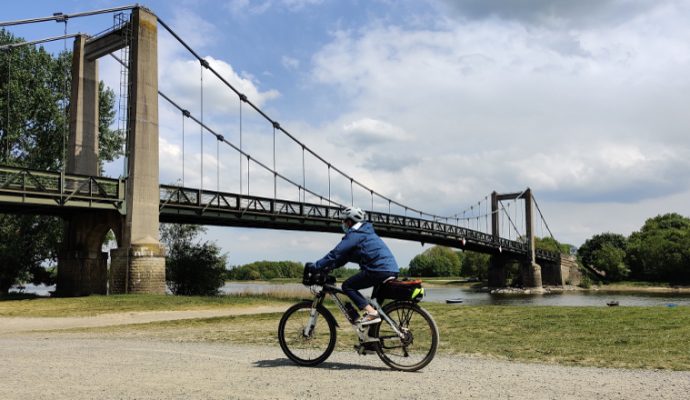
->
[2,333,689,399]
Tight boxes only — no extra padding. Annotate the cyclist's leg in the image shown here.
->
[343,271,397,310]
[342,271,370,310]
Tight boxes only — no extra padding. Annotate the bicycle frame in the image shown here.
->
[308,283,406,343]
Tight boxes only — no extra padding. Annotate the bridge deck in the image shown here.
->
[0,167,559,263]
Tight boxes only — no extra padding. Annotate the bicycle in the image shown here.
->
[278,265,439,372]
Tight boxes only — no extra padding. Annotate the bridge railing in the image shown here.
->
[0,166,125,211]
[157,185,559,260]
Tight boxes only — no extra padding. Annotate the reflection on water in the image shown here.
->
[10,282,690,307]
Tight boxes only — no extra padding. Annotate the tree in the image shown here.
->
[409,246,462,277]
[578,232,628,281]
[0,30,122,295]
[626,213,690,283]
[160,223,227,295]
[226,260,304,280]
[535,236,572,254]
[591,243,629,281]
[460,251,490,279]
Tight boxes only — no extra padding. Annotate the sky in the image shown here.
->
[3,0,690,267]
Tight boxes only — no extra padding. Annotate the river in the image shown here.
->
[10,282,690,307]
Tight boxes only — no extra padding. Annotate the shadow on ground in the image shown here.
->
[253,358,389,372]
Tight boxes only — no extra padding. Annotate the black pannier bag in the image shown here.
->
[374,279,424,303]
[302,264,335,286]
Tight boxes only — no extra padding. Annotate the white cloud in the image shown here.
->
[160,56,280,116]
[225,0,323,16]
[340,117,409,147]
[281,55,300,70]
[308,5,690,209]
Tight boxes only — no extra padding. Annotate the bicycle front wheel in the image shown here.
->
[370,301,439,372]
[278,301,336,366]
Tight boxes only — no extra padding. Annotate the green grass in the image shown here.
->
[429,304,690,370]
[0,294,299,317]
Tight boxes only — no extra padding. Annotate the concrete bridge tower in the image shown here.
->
[489,189,543,290]
[57,7,165,296]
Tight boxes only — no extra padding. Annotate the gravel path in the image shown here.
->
[0,306,287,336]
[1,335,688,400]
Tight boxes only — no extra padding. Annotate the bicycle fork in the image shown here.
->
[303,297,322,337]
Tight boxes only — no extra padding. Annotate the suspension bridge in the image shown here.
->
[0,5,571,296]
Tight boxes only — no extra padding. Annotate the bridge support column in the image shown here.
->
[57,252,108,296]
[109,7,166,294]
[56,213,112,296]
[488,255,507,288]
[521,261,544,291]
[56,35,104,296]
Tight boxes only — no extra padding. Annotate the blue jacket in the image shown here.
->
[315,222,399,273]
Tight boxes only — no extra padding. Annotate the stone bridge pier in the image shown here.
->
[56,7,165,296]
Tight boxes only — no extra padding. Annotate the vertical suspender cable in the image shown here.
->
[300,146,307,203]
[273,125,276,201]
[302,146,307,203]
[181,111,185,186]
[216,132,220,193]
[350,179,353,206]
[485,197,489,233]
[239,98,243,194]
[327,165,331,205]
[61,19,68,173]
[199,62,204,193]
[370,191,373,213]
[5,49,10,160]
[246,155,250,195]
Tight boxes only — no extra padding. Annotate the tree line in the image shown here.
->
[579,213,690,283]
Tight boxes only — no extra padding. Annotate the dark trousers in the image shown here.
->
[342,270,398,310]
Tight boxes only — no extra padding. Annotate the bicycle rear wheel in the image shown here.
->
[370,301,439,371]
[278,301,337,366]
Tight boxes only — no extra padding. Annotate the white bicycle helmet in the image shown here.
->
[342,206,365,222]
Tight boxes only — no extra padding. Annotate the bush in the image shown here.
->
[166,242,227,296]
[161,224,227,296]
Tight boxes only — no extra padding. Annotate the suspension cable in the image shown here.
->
[109,52,344,207]
[156,16,446,221]
[532,194,556,240]
[0,5,138,28]
[0,33,81,51]
[157,90,345,207]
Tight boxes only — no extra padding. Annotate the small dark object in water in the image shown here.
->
[667,303,678,308]
[446,298,463,304]
[606,301,619,307]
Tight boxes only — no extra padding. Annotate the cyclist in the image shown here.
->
[312,206,399,325]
